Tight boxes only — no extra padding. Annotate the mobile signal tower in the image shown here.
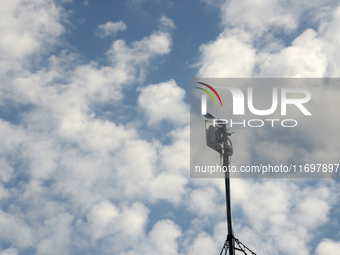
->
[204,114,256,255]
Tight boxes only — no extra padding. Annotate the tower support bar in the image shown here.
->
[223,154,235,255]
[222,122,235,255]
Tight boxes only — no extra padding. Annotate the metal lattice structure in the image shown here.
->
[219,237,256,255]
[204,115,257,255]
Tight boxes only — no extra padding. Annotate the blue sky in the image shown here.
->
[0,0,340,254]
[63,0,220,93]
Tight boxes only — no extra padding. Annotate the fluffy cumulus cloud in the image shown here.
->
[0,249,18,255]
[198,0,340,78]
[315,239,340,255]
[195,0,340,254]
[96,21,127,37]
[196,29,256,77]
[0,0,340,254]
[229,179,339,254]
[0,1,186,253]
[0,0,63,72]
[138,79,188,125]
[220,0,336,34]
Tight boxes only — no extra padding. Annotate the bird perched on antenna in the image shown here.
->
[204,113,215,119]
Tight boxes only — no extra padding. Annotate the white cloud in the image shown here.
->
[197,1,340,78]
[0,249,18,255]
[196,30,256,77]
[138,79,188,125]
[0,4,180,253]
[0,210,35,249]
[87,201,149,242]
[106,29,172,82]
[159,126,190,175]
[221,0,298,34]
[254,141,294,165]
[109,220,182,255]
[148,172,188,204]
[226,179,338,255]
[187,232,218,255]
[36,213,74,255]
[257,29,327,77]
[188,186,222,216]
[140,220,182,255]
[96,21,127,38]
[315,239,340,255]
[1,0,340,254]
[0,0,63,69]
[159,16,175,31]
[219,0,338,35]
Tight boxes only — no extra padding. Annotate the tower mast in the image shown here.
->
[204,115,256,255]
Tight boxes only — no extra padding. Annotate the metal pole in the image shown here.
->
[223,125,235,255]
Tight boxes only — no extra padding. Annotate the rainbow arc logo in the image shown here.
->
[196,82,222,115]
[196,82,222,106]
